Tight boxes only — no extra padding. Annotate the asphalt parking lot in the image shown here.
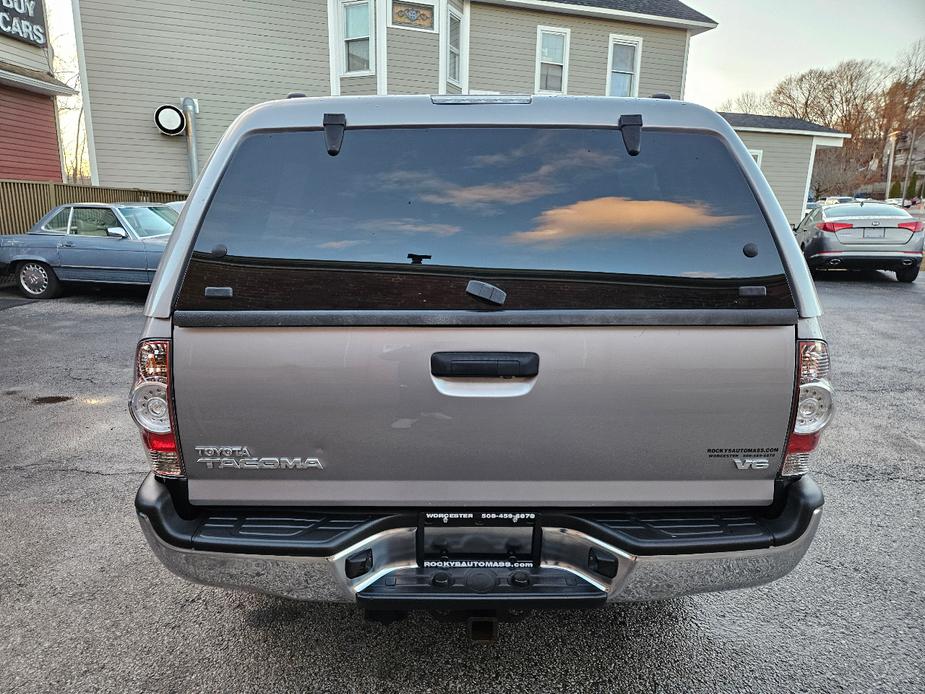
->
[1,274,923,693]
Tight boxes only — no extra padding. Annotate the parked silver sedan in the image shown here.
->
[794,202,924,282]
[0,203,179,298]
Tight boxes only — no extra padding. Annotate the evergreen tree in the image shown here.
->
[905,172,919,199]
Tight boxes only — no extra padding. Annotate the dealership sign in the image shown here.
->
[0,0,46,47]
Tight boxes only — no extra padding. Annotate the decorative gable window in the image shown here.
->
[447,9,462,86]
[535,26,570,95]
[606,34,642,97]
[391,1,435,31]
[343,0,374,74]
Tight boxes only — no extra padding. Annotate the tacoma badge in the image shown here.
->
[195,446,323,470]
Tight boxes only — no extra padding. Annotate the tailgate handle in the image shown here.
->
[431,352,539,378]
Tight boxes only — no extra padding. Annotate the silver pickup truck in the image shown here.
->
[131,95,832,639]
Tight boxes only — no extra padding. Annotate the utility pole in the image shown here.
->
[885,130,901,200]
[900,129,916,205]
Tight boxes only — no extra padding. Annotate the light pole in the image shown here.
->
[181,97,200,189]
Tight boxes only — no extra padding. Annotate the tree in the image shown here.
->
[811,148,859,199]
[46,1,91,184]
[767,69,833,124]
[718,90,770,114]
[906,171,919,200]
[828,60,882,136]
[721,43,925,198]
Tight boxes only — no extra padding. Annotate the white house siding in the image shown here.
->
[387,27,439,95]
[735,131,815,224]
[0,34,50,72]
[77,0,330,192]
[467,3,687,97]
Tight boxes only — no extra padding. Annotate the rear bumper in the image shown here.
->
[136,474,823,606]
[807,250,923,269]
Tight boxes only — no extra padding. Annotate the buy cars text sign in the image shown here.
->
[0,0,46,47]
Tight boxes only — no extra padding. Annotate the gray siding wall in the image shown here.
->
[78,0,330,192]
[387,27,439,95]
[468,4,686,98]
[736,131,814,224]
[0,34,51,72]
[340,74,378,95]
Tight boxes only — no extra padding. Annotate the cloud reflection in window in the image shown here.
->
[510,197,741,245]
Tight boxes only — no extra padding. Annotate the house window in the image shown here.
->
[447,10,462,86]
[343,1,373,73]
[607,34,642,97]
[748,149,763,168]
[535,26,570,94]
[392,1,435,30]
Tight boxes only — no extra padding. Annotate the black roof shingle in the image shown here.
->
[533,0,716,25]
[719,112,847,135]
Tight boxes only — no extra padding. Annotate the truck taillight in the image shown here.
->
[782,341,834,477]
[815,222,853,232]
[129,339,184,477]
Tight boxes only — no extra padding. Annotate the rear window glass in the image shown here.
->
[826,204,910,218]
[177,127,793,311]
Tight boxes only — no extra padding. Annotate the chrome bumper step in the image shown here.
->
[357,566,606,611]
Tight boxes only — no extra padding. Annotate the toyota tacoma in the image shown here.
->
[132,95,832,639]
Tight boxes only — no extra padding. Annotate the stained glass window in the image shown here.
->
[392,2,435,30]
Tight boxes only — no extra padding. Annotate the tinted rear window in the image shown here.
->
[177,127,793,311]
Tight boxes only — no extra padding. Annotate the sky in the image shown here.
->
[684,0,925,109]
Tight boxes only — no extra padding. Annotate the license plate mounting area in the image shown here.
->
[417,511,540,569]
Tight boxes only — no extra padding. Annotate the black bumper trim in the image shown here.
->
[134,474,414,555]
[543,476,823,555]
[136,474,823,557]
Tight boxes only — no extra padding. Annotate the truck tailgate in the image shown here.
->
[173,324,795,506]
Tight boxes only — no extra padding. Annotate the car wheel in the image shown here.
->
[895,266,920,283]
[17,261,61,299]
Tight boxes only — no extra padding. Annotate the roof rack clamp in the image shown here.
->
[618,114,643,156]
[323,113,347,156]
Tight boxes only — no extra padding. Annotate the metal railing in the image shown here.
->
[0,180,184,235]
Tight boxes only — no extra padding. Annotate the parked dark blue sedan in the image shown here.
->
[0,203,179,298]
